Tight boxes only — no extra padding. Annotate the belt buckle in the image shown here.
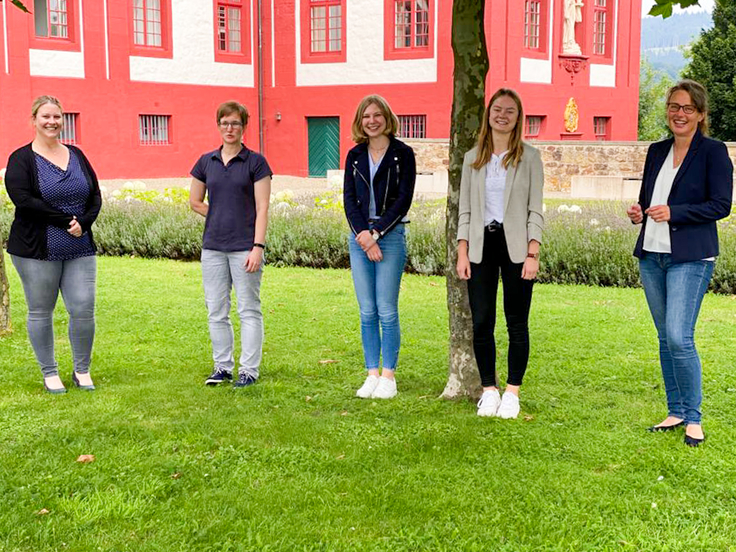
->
[486,221,501,233]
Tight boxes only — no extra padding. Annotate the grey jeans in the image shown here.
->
[11,254,96,377]
[201,249,263,378]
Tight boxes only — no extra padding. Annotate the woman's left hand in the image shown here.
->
[521,258,538,280]
[67,216,82,237]
[244,247,264,272]
[645,204,671,223]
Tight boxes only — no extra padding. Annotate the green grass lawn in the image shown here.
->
[2,257,736,551]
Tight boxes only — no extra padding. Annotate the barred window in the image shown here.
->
[139,115,171,146]
[394,0,430,49]
[525,116,543,138]
[594,116,610,140]
[398,115,426,139]
[59,113,79,145]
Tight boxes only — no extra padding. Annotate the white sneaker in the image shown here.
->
[356,375,380,398]
[371,377,397,399]
[497,392,520,419]
[477,389,501,417]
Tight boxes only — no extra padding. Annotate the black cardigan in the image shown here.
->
[5,143,102,260]
[342,136,416,238]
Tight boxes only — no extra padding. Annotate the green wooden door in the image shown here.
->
[307,117,340,177]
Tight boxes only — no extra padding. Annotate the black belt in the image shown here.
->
[485,221,503,233]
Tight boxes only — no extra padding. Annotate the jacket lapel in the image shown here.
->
[645,139,672,206]
[503,160,518,214]
[669,130,702,198]
[353,144,370,189]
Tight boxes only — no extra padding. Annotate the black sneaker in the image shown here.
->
[205,368,233,386]
[233,373,257,388]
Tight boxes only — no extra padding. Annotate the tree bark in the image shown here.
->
[0,251,11,336]
[441,0,488,400]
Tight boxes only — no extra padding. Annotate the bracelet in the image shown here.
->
[253,243,266,250]
[526,252,539,260]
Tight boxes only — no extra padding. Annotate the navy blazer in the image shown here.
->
[343,136,416,238]
[634,130,733,263]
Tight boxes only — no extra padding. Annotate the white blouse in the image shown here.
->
[484,152,507,225]
[643,146,678,253]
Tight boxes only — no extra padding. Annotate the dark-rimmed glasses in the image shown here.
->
[666,103,698,115]
[219,121,244,128]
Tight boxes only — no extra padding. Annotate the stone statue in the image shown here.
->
[562,0,584,55]
[564,97,579,133]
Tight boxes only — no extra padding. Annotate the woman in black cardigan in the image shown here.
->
[343,94,416,400]
[5,96,102,394]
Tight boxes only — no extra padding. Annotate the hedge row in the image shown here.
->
[2,191,736,293]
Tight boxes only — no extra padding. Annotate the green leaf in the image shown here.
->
[648,3,674,18]
[8,0,31,13]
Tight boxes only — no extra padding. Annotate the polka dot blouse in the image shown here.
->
[35,150,95,261]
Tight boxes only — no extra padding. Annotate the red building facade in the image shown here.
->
[0,0,641,179]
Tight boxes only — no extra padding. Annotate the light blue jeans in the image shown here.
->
[11,254,96,377]
[201,249,263,378]
[348,224,407,371]
[639,252,714,425]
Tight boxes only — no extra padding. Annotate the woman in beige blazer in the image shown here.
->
[456,88,544,418]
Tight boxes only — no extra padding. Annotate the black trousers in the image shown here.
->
[467,228,534,388]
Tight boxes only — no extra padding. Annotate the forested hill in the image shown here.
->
[641,11,712,77]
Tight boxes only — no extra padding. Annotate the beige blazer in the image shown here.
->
[457,143,544,264]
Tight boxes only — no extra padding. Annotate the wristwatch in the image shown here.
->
[526,252,540,260]
[371,230,381,241]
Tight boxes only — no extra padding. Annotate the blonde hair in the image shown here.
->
[666,79,709,136]
[216,100,249,126]
[351,95,400,144]
[472,88,525,170]
[31,95,63,118]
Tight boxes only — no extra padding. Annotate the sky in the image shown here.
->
[642,0,714,16]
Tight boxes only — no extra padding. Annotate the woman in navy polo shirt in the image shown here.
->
[5,95,102,394]
[343,95,416,399]
[627,80,733,446]
[190,101,272,388]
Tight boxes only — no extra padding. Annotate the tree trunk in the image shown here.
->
[441,0,488,400]
[0,251,11,336]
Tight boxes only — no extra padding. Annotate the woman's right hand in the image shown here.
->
[366,242,383,262]
[456,252,471,280]
[627,203,643,224]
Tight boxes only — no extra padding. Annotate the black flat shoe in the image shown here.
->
[684,433,705,447]
[647,420,685,432]
[72,372,96,391]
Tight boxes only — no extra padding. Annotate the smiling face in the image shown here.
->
[667,90,704,140]
[32,103,63,140]
[361,103,388,139]
[218,112,245,145]
[488,94,520,136]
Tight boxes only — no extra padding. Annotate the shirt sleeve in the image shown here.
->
[190,155,207,182]
[251,154,273,182]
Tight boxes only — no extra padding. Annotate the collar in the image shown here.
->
[211,144,250,162]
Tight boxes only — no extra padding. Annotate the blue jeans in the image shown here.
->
[201,249,263,378]
[11,254,96,377]
[348,225,407,370]
[639,252,714,425]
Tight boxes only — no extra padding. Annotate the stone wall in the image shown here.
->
[405,139,736,193]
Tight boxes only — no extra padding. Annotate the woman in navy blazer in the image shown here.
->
[627,80,733,446]
[343,95,416,400]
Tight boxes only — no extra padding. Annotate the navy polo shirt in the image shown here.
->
[191,145,272,252]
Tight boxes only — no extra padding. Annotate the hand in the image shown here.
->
[244,247,264,272]
[365,241,383,262]
[355,230,376,252]
[67,216,82,237]
[645,205,671,223]
[522,258,539,280]
[626,204,643,224]
[456,252,471,280]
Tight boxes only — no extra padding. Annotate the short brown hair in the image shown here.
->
[666,79,709,135]
[31,95,63,118]
[351,95,400,143]
[216,101,249,126]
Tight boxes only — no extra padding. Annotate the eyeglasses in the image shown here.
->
[219,121,244,128]
[666,103,698,115]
